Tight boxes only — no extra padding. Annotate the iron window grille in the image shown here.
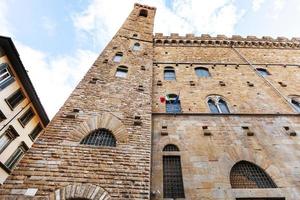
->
[81,128,116,147]
[230,160,277,188]
[5,89,25,110]
[19,108,35,127]
[163,156,185,198]
[163,144,179,151]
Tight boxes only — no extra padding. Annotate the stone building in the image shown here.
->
[0,36,49,184]
[0,3,300,200]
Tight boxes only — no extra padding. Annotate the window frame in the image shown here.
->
[207,96,230,114]
[113,52,123,63]
[132,43,141,51]
[5,88,25,110]
[0,63,15,90]
[18,107,35,127]
[0,126,19,154]
[29,123,43,141]
[195,67,210,78]
[115,66,128,78]
[164,67,176,80]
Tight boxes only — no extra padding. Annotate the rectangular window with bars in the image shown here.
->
[5,89,25,110]
[29,123,43,141]
[19,108,35,127]
[163,155,185,198]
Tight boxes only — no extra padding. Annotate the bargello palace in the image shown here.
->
[0,3,300,200]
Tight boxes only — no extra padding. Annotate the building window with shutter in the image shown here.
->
[18,108,35,127]
[5,89,25,110]
[0,63,14,90]
[0,126,19,154]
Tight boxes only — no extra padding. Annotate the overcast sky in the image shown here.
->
[0,0,299,118]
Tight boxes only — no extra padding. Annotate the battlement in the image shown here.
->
[134,3,156,10]
[154,33,300,49]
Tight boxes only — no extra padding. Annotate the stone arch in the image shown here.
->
[71,112,127,144]
[54,183,111,200]
[158,136,187,152]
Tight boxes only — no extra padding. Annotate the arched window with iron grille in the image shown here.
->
[80,128,116,147]
[230,160,277,188]
[163,144,179,151]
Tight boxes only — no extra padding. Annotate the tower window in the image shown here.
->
[18,108,35,127]
[230,160,277,188]
[195,67,210,77]
[256,68,270,76]
[5,89,25,110]
[165,94,181,113]
[163,156,185,198]
[207,96,230,113]
[0,126,19,154]
[80,128,116,147]
[115,66,128,78]
[139,9,148,17]
[113,52,123,62]
[133,43,141,51]
[164,67,176,80]
[163,144,179,151]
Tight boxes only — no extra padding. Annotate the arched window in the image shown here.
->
[163,144,179,151]
[208,99,219,113]
[133,43,140,51]
[113,52,123,62]
[290,96,300,112]
[163,144,184,198]
[207,96,230,113]
[230,160,277,188]
[139,9,148,17]
[256,68,270,76]
[164,67,176,80]
[166,94,181,113]
[80,128,116,147]
[195,67,210,77]
[115,66,128,78]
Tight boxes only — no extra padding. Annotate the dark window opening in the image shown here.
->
[256,68,270,77]
[4,143,27,171]
[29,123,43,141]
[139,9,148,17]
[195,67,210,77]
[0,126,19,154]
[133,43,141,51]
[5,89,25,110]
[115,66,128,78]
[230,160,277,188]
[163,144,179,151]
[19,108,35,127]
[164,67,176,80]
[81,128,116,147]
[208,99,219,113]
[163,156,185,198]
[113,52,123,62]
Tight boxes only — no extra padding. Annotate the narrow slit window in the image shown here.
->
[115,66,128,78]
[133,43,141,51]
[256,68,270,76]
[113,52,123,62]
[195,67,210,77]
[164,67,176,80]
[5,89,25,110]
[19,108,35,127]
[163,156,185,198]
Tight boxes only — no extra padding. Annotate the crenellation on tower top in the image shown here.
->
[134,3,156,10]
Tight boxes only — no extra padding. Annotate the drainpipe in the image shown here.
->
[231,46,297,113]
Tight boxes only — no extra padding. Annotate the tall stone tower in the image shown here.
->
[0,3,156,199]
